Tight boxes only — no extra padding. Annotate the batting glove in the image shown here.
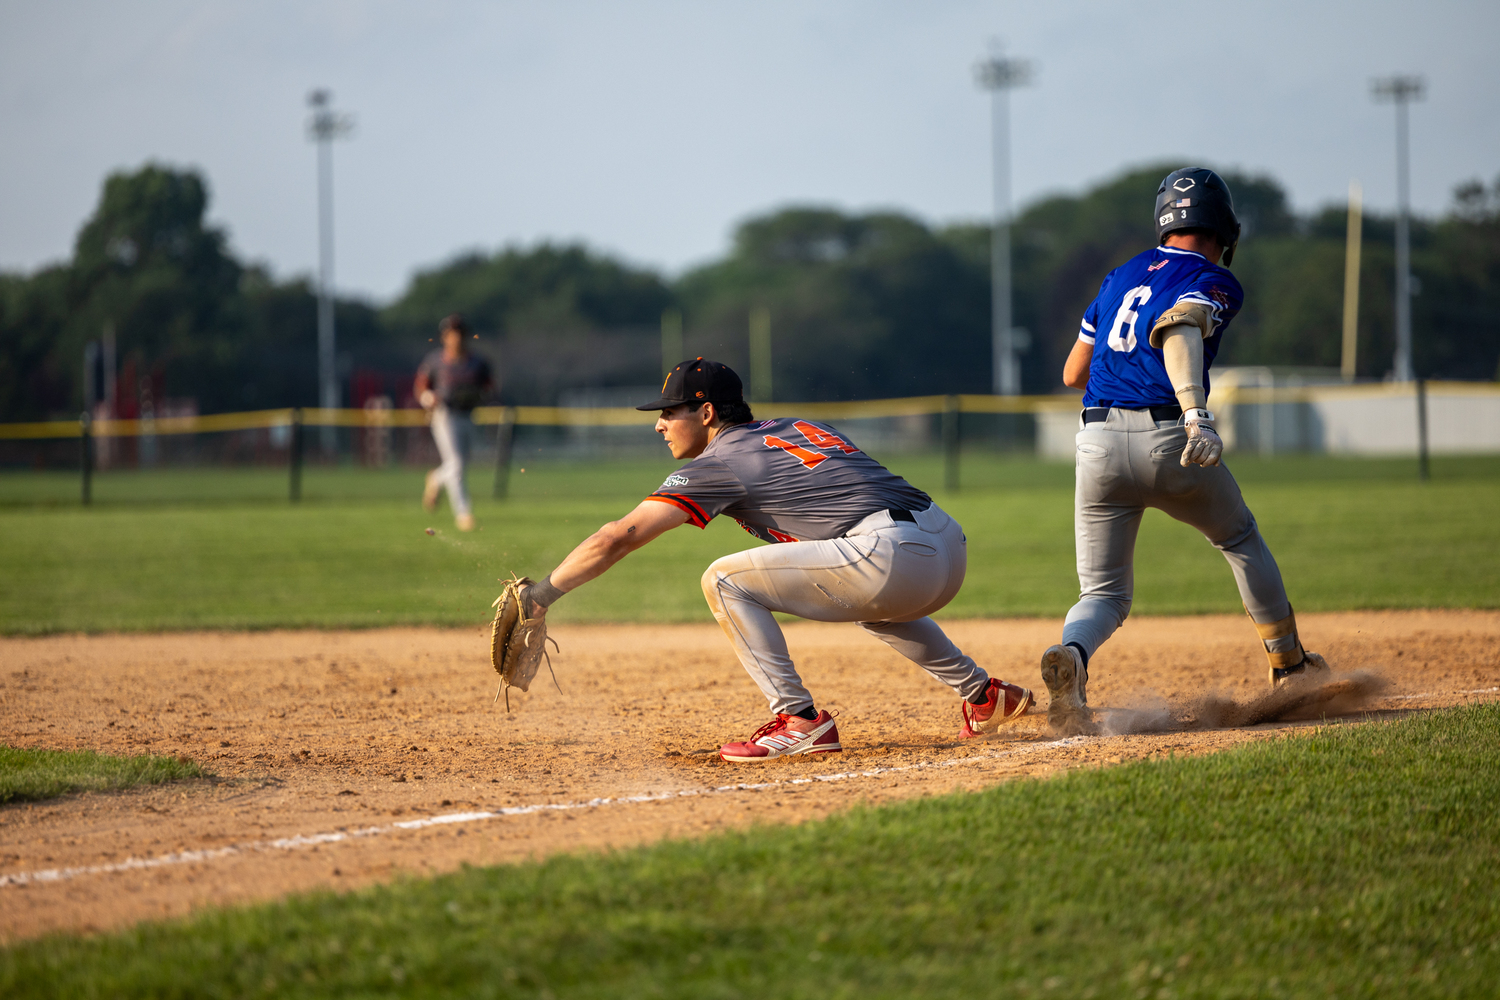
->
[1181,409,1223,467]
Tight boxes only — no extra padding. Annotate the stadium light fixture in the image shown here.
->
[1372,74,1425,383]
[306,89,354,454]
[975,46,1033,397]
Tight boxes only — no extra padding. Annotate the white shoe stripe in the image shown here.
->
[737,716,842,758]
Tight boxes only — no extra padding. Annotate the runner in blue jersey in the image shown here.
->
[1039,168,1332,734]
[1077,245,1241,410]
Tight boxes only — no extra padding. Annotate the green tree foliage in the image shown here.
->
[382,244,672,338]
[2,163,1495,422]
[672,168,1307,399]
[676,209,991,400]
[0,267,70,420]
[1012,164,1500,383]
[0,164,381,420]
[232,269,385,410]
[1419,175,1500,381]
[380,244,675,405]
[61,167,247,414]
[0,165,246,420]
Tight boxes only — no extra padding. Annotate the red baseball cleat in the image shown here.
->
[959,678,1033,738]
[720,710,842,762]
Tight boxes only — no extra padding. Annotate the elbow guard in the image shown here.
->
[1148,301,1214,349]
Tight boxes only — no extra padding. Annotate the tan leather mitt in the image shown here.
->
[490,574,559,711]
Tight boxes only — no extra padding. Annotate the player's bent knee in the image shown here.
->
[702,553,743,582]
[700,557,746,613]
[700,563,725,603]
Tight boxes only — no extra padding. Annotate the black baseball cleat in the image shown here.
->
[1040,644,1097,736]
[1270,650,1330,688]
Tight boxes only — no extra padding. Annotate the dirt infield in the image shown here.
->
[2,610,1497,942]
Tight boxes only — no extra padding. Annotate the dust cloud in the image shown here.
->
[1095,671,1391,735]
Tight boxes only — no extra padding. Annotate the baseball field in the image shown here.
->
[2,452,1499,996]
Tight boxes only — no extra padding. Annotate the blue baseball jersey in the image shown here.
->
[1076,245,1243,409]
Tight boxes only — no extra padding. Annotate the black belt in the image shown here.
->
[1082,404,1182,425]
[887,508,916,523]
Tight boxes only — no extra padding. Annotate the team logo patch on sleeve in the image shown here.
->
[661,474,690,488]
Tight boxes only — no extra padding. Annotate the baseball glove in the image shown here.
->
[490,574,560,711]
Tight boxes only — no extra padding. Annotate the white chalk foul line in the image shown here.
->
[0,736,1092,890]
[1388,686,1500,701]
[14,685,1499,892]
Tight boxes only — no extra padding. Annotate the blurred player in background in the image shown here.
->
[1040,167,1330,735]
[515,359,1034,761]
[414,313,493,531]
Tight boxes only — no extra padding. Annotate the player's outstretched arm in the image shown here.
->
[525,500,690,613]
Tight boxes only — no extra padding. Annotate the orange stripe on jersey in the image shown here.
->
[659,492,710,523]
[645,493,710,527]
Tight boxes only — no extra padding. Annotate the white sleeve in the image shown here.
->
[1160,326,1207,410]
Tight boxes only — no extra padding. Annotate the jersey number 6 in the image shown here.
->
[763,421,860,469]
[1106,284,1153,353]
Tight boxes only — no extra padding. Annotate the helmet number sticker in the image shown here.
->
[1106,285,1153,354]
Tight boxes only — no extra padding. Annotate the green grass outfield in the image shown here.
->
[0,747,205,803]
[0,453,1496,633]
[5,703,1497,997]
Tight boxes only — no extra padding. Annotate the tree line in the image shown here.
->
[2,161,1496,422]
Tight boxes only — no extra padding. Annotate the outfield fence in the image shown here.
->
[2,379,1496,503]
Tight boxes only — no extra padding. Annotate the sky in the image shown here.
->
[1,1,1496,303]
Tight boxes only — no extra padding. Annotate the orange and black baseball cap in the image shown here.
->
[635,358,744,411]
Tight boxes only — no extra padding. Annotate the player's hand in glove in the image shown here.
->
[1180,409,1223,467]
[490,574,561,710]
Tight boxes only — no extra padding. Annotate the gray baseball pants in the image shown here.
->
[430,405,475,518]
[1062,407,1291,660]
[701,504,989,715]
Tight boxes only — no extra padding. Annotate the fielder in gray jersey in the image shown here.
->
[518,358,1034,762]
[1041,167,1330,734]
[415,313,493,532]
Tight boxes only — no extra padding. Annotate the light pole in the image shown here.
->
[307,89,353,454]
[975,46,1032,396]
[1372,74,1424,382]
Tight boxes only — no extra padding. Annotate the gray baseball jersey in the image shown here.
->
[646,418,929,543]
[417,350,492,412]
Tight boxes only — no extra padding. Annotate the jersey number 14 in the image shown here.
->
[1106,284,1153,353]
[763,421,859,469]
